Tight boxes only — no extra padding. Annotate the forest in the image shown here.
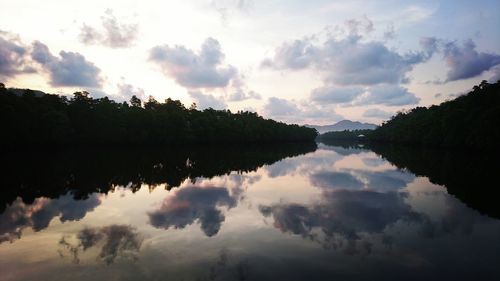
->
[320,80,500,149]
[0,84,317,145]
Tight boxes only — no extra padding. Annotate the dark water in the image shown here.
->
[0,142,499,281]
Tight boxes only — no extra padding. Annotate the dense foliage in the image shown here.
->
[370,80,500,148]
[0,85,317,145]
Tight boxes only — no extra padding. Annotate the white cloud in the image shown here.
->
[150,38,238,89]
[262,97,343,124]
[79,9,138,48]
[310,86,364,104]
[188,90,227,110]
[356,85,420,106]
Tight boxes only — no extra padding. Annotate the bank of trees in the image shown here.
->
[0,86,317,145]
[370,80,499,148]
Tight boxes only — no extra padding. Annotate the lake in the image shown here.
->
[1,142,499,281]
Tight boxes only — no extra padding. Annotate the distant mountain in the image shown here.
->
[306,120,377,134]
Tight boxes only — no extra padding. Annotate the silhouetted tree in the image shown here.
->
[369,81,500,149]
[0,85,317,145]
[130,95,142,107]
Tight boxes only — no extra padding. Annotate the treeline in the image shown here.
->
[370,80,500,148]
[318,81,499,148]
[0,84,317,145]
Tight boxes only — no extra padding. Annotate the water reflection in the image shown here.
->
[1,194,101,243]
[58,224,142,264]
[260,190,424,255]
[148,185,239,236]
[0,142,499,280]
[1,143,316,213]
[365,143,500,218]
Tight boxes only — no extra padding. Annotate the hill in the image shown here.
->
[306,120,377,134]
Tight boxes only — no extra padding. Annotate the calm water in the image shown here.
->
[1,143,499,281]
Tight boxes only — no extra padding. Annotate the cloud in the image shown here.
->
[211,0,254,25]
[148,186,238,237]
[310,86,364,104]
[309,169,414,192]
[263,24,432,86]
[489,65,500,83]
[228,89,261,101]
[262,96,343,124]
[363,108,394,119]
[261,38,319,70]
[150,38,238,89]
[420,37,439,57]
[262,18,433,109]
[79,9,138,48]
[310,171,364,190]
[263,97,300,117]
[226,75,261,101]
[117,82,146,100]
[442,39,500,82]
[188,90,227,110]
[58,224,142,264]
[259,190,424,254]
[31,41,103,87]
[383,23,396,40]
[344,15,374,36]
[0,194,101,243]
[356,85,420,106]
[0,31,35,79]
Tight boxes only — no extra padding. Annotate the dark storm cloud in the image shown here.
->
[79,9,138,48]
[31,41,103,87]
[0,194,101,243]
[0,31,35,78]
[149,38,238,89]
[59,224,142,264]
[148,186,239,237]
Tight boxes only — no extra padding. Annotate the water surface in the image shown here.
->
[1,143,498,281]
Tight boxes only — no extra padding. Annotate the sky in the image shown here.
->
[1,0,499,125]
